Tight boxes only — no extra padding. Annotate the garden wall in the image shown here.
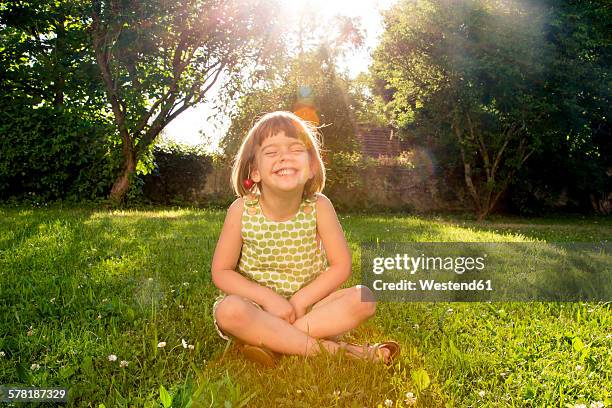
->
[142,148,470,212]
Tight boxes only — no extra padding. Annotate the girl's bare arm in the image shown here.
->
[211,198,279,306]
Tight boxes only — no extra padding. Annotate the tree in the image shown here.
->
[1,0,105,109]
[371,0,554,220]
[508,0,611,214]
[89,0,284,203]
[220,12,366,158]
[0,1,120,201]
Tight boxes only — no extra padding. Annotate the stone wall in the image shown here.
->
[142,149,470,212]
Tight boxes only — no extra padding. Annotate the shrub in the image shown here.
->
[0,103,120,202]
[142,143,215,205]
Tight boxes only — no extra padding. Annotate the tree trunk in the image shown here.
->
[53,15,66,107]
[109,148,136,203]
[476,209,489,222]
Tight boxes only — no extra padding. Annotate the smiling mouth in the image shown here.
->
[274,168,297,176]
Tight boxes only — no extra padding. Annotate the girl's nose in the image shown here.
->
[278,149,290,161]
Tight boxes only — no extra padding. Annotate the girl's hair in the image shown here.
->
[231,111,326,197]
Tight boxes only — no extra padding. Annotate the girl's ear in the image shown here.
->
[251,167,261,183]
[308,156,316,180]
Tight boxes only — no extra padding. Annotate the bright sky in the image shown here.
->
[164,0,397,151]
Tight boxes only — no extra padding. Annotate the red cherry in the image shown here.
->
[243,178,254,189]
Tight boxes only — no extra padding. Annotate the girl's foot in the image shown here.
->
[340,341,401,365]
[241,344,279,368]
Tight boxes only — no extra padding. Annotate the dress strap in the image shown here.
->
[303,194,317,204]
[302,194,317,215]
[243,194,260,216]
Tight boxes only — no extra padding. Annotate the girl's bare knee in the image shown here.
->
[353,285,376,318]
[215,295,253,330]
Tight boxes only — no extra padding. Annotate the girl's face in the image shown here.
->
[251,131,314,195]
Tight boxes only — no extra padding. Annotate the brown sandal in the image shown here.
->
[341,341,401,365]
[241,344,278,368]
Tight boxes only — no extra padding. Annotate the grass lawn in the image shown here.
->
[0,206,610,407]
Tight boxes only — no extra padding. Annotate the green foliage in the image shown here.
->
[141,142,216,205]
[371,0,611,217]
[326,151,369,193]
[220,11,367,159]
[89,0,286,202]
[159,384,172,407]
[0,0,120,203]
[221,47,361,158]
[508,0,611,214]
[372,0,554,219]
[0,103,120,202]
[0,0,107,110]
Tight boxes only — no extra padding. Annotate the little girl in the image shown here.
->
[211,111,399,366]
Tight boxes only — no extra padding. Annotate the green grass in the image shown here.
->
[0,206,610,407]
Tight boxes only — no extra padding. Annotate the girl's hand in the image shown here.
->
[288,296,308,319]
[262,293,296,323]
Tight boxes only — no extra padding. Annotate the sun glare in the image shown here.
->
[166,0,397,149]
[277,0,394,21]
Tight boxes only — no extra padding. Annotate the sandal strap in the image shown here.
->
[340,342,383,362]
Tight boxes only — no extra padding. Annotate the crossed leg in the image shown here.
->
[214,285,377,357]
[293,285,376,339]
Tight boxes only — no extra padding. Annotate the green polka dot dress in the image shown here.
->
[238,193,328,297]
[212,193,329,340]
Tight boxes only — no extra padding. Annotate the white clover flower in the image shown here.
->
[404,392,417,405]
[178,305,184,309]
[108,354,117,362]
[30,363,40,370]
[413,324,419,329]
[575,365,584,371]
[590,402,604,408]
[574,404,587,408]
[157,341,167,348]
[478,390,486,398]
[119,360,129,368]
[384,399,394,407]
[181,339,188,349]
[0,351,5,357]
[606,334,612,339]
[188,345,195,350]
